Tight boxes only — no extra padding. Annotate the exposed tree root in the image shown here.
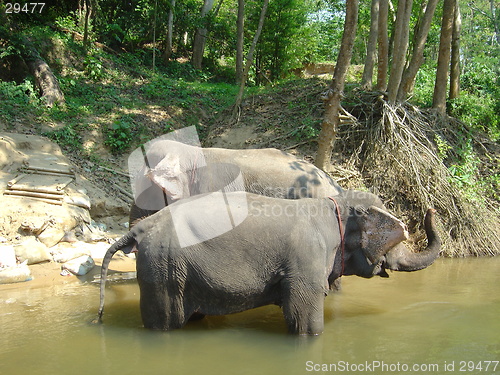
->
[340,91,500,257]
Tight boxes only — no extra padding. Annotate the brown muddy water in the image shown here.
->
[1,257,499,375]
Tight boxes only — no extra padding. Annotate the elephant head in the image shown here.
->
[338,190,441,279]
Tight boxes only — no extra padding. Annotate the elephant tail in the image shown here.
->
[93,231,137,324]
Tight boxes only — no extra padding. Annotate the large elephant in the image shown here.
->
[96,190,441,335]
[128,140,343,225]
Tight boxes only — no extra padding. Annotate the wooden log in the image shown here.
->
[5,194,63,206]
[99,166,130,178]
[4,190,64,200]
[7,174,27,188]
[23,164,75,175]
[5,185,64,195]
[114,184,134,200]
[24,57,65,107]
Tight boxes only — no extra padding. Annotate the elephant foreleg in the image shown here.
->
[282,282,325,335]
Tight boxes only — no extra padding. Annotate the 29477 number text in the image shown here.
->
[5,3,45,13]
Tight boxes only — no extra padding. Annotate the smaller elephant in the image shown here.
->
[96,190,440,335]
[129,140,343,225]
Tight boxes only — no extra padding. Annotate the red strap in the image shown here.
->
[328,197,345,276]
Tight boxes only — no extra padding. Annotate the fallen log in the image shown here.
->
[24,56,65,107]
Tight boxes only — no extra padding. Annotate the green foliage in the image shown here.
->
[0,79,38,102]
[449,140,478,185]
[249,0,314,81]
[54,12,81,33]
[307,10,343,62]
[434,134,452,160]
[290,117,320,140]
[0,79,41,123]
[43,124,82,152]
[449,62,500,139]
[84,54,107,81]
[412,66,437,107]
[105,117,134,153]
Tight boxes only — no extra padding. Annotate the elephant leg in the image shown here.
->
[189,312,206,321]
[139,281,186,330]
[282,282,325,335]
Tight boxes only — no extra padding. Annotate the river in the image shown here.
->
[0,257,499,375]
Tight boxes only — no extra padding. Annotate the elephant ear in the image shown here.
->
[359,206,409,264]
[146,153,188,200]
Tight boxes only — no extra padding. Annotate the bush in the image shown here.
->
[105,116,134,153]
[449,62,500,139]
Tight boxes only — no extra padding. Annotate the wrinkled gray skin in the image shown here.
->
[129,140,343,225]
[97,191,441,335]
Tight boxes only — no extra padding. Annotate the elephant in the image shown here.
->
[96,189,441,335]
[128,139,343,225]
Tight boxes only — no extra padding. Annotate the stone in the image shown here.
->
[51,242,90,263]
[14,237,52,265]
[0,261,32,284]
[0,245,17,269]
[61,255,95,276]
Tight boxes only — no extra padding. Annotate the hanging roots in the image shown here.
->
[338,91,500,257]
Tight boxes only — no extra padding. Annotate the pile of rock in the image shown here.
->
[0,133,130,284]
[0,233,114,284]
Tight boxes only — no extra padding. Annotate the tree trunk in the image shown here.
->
[490,0,500,45]
[315,0,359,171]
[376,0,389,91]
[25,57,65,107]
[83,0,92,51]
[397,0,439,100]
[236,0,245,84]
[432,0,456,114]
[361,0,380,90]
[387,0,413,103]
[232,0,269,117]
[192,0,216,70]
[449,0,461,99]
[163,0,176,63]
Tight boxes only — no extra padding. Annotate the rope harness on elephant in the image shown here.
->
[328,196,345,276]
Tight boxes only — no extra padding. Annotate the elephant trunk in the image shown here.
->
[384,209,441,272]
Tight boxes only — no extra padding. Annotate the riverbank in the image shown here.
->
[0,242,135,292]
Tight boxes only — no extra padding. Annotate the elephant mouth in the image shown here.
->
[374,260,390,277]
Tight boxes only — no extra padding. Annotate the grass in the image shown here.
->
[0,35,240,156]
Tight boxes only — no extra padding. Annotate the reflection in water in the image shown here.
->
[0,258,499,375]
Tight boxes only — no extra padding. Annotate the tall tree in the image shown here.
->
[315,0,359,171]
[83,0,93,51]
[236,0,245,84]
[387,0,414,103]
[433,0,456,114]
[163,0,176,62]
[192,0,215,69]
[233,0,269,116]
[361,0,380,90]
[376,0,389,91]
[449,0,461,99]
[397,0,440,100]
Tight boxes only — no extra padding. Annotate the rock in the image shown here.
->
[0,260,32,284]
[14,237,52,265]
[61,255,95,276]
[59,231,78,243]
[50,241,91,263]
[0,245,17,269]
[37,226,66,247]
[85,241,110,259]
